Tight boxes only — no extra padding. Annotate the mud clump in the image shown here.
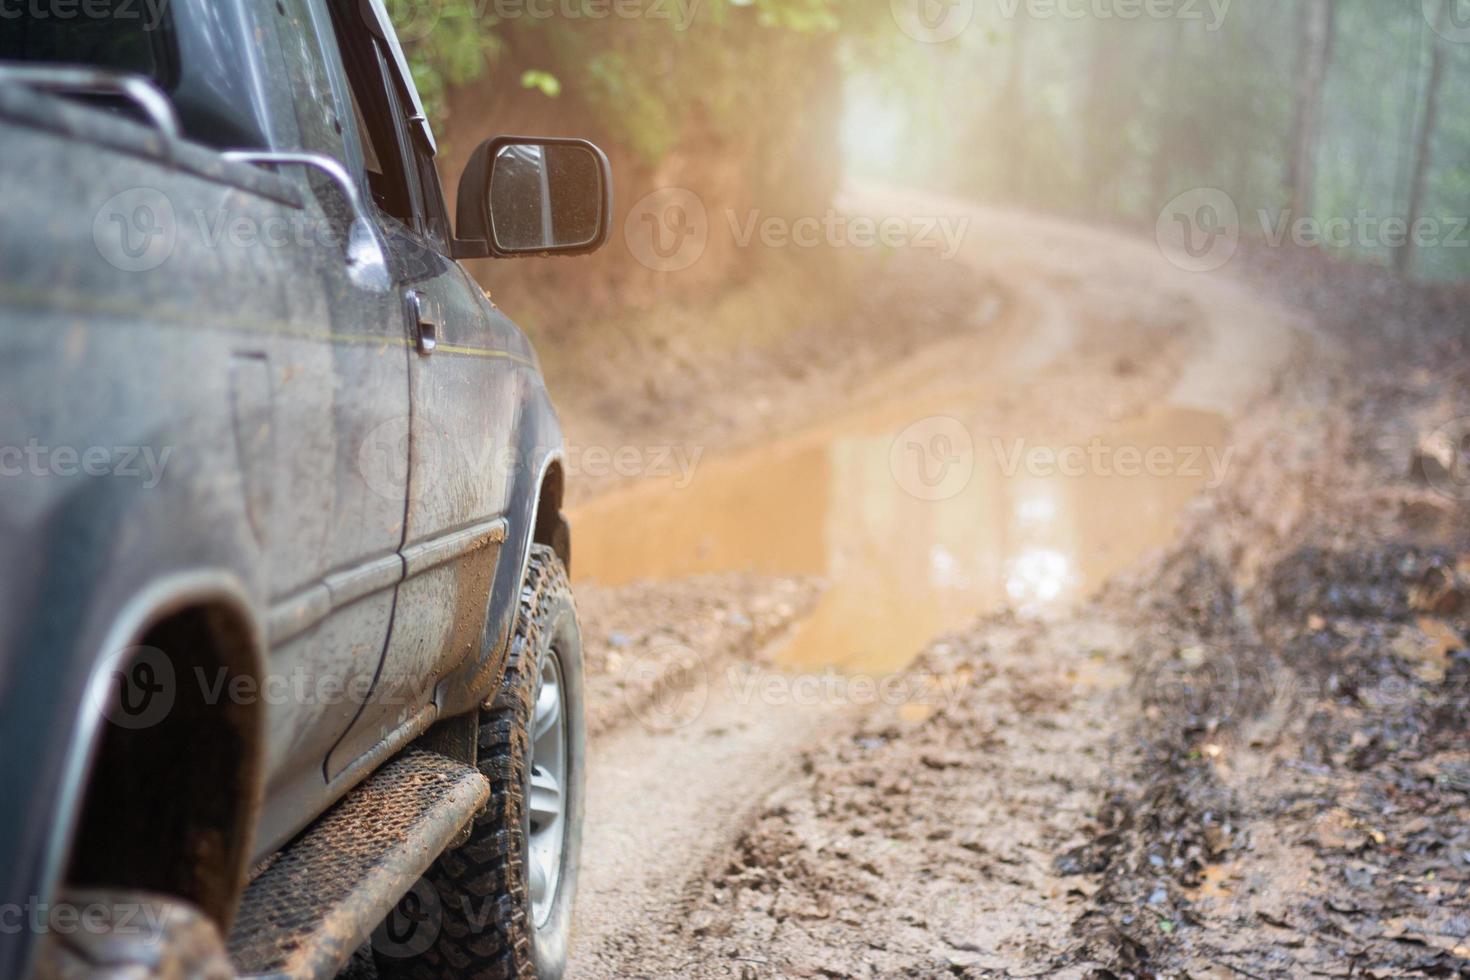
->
[1266,545,1463,624]
[1056,255,1470,978]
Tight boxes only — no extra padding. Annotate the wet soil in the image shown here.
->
[559,193,1313,976]
[575,573,821,738]
[569,236,1470,977]
[561,191,1470,978]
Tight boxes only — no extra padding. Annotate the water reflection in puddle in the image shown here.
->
[569,401,1229,673]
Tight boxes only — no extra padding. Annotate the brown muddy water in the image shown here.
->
[568,396,1230,674]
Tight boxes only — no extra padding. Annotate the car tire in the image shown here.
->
[376,545,585,980]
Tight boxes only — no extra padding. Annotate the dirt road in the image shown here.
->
[560,194,1382,976]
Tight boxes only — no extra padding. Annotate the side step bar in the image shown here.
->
[227,750,489,979]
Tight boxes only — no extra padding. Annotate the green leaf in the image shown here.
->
[520,69,562,98]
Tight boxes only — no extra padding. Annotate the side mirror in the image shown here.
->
[453,136,612,259]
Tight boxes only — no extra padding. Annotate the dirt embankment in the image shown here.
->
[579,248,1470,977]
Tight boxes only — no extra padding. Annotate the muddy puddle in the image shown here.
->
[569,396,1230,674]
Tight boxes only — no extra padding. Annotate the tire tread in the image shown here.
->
[377,546,572,980]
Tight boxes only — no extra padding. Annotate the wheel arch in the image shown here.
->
[53,573,268,934]
[532,456,571,572]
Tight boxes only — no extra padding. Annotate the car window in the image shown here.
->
[326,3,415,226]
[0,8,178,132]
[0,13,175,84]
[347,81,388,186]
[271,0,361,233]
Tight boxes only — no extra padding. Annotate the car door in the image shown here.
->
[249,0,414,854]
[318,3,521,780]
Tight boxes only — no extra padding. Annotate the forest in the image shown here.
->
[397,0,1470,287]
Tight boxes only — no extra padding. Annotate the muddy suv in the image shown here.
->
[0,2,609,977]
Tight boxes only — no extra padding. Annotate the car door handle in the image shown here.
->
[407,290,440,355]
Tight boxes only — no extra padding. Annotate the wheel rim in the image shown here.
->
[527,648,567,929]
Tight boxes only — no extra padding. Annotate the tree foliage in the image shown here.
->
[389,0,849,162]
[895,0,1470,280]
[391,0,1470,281]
